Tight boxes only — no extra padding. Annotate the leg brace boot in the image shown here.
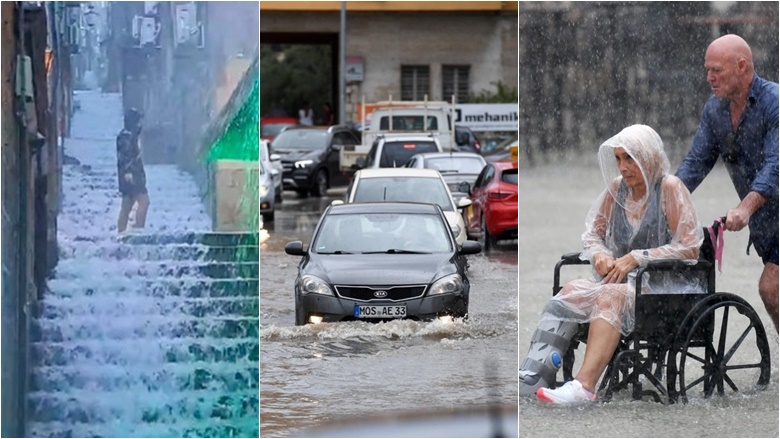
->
[519,319,578,396]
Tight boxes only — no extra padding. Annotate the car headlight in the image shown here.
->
[429,274,464,295]
[299,275,334,296]
[295,159,313,169]
[450,224,462,237]
[259,184,269,197]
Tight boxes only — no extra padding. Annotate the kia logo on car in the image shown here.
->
[373,290,388,298]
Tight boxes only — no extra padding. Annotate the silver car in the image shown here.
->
[260,139,283,203]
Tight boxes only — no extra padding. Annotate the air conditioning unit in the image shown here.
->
[132,15,160,47]
[15,55,34,100]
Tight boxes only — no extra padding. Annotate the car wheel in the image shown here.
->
[479,215,498,251]
[262,210,274,224]
[296,189,309,198]
[311,169,328,197]
[275,186,283,204]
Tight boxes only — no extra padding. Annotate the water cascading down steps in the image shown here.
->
[25,91,259,437]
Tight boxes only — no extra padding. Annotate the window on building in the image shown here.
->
[401,65,430,101]
[442,65,470,103]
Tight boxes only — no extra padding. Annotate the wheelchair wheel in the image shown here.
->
[669,293,771,404]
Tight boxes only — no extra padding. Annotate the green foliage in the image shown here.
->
[467,81,518,103]
[259,44,333,121]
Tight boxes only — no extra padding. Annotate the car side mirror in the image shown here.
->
[459,240,482,255]
[457,181,470,194]
[284,241,307,256]
[457,197,472,209]
[354,157,366,169]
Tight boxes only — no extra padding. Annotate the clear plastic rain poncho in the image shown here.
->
[540,125,705,335]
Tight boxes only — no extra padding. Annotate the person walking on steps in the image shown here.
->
[116,107,150,234]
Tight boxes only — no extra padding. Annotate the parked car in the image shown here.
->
[260,116,297,142]
[271,125,360,197]
[454,125,482,154]
[342,168,471,244]
[355,134,442,169]
[259,162,276,223]
[404,152,487,199]
[463,160,518,251]
[482,134,518,162]
[260,139,283,203]
[284,202,482,325]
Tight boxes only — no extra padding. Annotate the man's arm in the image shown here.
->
[675,105,720,193]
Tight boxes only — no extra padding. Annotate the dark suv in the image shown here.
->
[271,126,360,197]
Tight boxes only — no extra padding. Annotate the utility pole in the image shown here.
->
[339,1,346,125]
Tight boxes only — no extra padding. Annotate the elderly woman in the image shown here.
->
[519,125,704,404]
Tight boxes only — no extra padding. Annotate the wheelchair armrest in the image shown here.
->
[560,252,589,264]
[553,252,591,296]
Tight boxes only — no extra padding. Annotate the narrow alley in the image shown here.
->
[26,91,259,437]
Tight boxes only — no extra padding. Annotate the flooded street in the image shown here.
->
[259,190,518,437]
[518,159,779,438]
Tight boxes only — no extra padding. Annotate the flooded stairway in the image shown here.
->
[26,91,259,437]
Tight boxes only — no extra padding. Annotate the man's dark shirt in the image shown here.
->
[676,73,779,254]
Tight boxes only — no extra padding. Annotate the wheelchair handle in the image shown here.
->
[711,216,727,234]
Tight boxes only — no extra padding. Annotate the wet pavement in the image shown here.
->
[27,91,258,437]
[259,189,519,437]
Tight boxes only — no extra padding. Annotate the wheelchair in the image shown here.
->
[552,218,772,404]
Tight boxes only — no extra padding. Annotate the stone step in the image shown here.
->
[31,338,258,367]
[31,317,259,343]
[46,279,259,299]
[53,261,259,280]
[27,418,259,438]
[37,297,258,320]
[59,244,259,262]
[27,389,257,425]
[120,232,259,246]
[30,363,258,392]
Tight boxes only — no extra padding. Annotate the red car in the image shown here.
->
[260,116,297,142]
[463,160,518,251]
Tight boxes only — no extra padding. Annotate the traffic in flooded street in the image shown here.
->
[259,189,519,437]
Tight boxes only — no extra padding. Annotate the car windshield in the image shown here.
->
[424,156,485,174]
[261,123,294,138]
[352,177,454,211]
[501,168,518,185]
[313,212,452,254]
[271,130,328,150]
[380,141,438,167]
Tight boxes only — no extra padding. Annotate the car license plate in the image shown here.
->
[354,304,407,318]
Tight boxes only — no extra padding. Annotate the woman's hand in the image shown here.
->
[603,253,639,284]
[593,253,615,277]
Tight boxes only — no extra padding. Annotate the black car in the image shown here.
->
[271,125,360,197]
[284,202,482,325]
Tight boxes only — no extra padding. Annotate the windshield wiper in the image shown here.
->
[362,249,431,254]
[317,250,354,254]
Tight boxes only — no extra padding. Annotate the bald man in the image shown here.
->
[676,34,779,332]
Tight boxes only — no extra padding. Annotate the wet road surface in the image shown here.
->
[259,189,519,437]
